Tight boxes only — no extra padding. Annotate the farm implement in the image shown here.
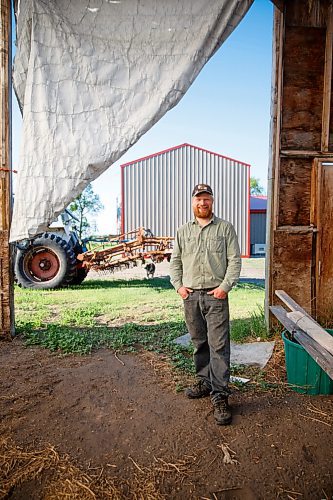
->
[78,227,174,274]
[14,221,174,289]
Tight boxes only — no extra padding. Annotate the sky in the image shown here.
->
[12,0,274,235]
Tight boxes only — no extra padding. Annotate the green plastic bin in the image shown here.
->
[282,329,333,395]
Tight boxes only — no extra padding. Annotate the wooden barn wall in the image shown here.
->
[329,68,333,149]
[285,0,331,27]
[0,0,14,339]
[278,158,311,226]
[281,27,325,151]
[271,232,313,311]
[267,0,333,323]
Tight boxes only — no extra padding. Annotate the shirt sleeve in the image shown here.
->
[169,230,183,292]
[218,223,241,293]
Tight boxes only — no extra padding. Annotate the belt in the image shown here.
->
[192,288,215,292]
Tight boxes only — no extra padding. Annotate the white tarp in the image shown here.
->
[11,0,253,242]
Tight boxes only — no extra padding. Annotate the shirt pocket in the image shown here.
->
[184,236,198,254]
[207,236,224,253]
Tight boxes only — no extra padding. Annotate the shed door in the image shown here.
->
[316,161,333,319]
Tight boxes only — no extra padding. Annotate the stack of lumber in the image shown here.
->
[270,291,333,380]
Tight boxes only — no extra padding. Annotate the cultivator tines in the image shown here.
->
[77,228,173,273]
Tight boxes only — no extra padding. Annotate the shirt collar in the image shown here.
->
[191,214,217,225]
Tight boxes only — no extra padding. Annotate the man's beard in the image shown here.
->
[193,206,213,219]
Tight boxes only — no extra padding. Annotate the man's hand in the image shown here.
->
[177,286,193,299]
[207,287,228,300]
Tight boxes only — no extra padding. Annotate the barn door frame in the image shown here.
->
[311,157,333,321]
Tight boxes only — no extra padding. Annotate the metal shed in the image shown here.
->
[121,143,250,256]
[250,195,267,255]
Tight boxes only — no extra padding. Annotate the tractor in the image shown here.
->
[14,216,174,290]
[14,210,88,289]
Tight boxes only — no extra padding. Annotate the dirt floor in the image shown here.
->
[0,340,332,500]
[1,260,333,499]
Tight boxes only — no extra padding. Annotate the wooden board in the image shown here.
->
[316,162,333,318]
[278,158,311,226]
[322,3,333,151]
[286,311,333,356]
[286,0,332,28]
[275,289,312,317]
[0,230,13,338]
[281,26,326,150]
[270,305,333,380]
[329,71,333,150]
[271,231,313,314]
[0,0,14,339]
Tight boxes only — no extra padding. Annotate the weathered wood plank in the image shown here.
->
[271,231,313,314]
[275,289,313,318]
[280,150,333,157]
[286,0,332,28]
[0,230,13,337]
[275,289,333,356]
[321,3,333,151]
[315,162,333,318]
[265,6,284,326]
[287,311,333,356]
[0,0,14,339]
[276,225,316,234]
[278,158,311,226]
[270,0,284,13]
[270,305,333,380]
[281,27,326,151]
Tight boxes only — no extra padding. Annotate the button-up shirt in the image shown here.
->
[169,215,241,293]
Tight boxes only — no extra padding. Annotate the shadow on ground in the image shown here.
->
[76,277,265,291]
[73,277,173,290]
[238,278,265,289]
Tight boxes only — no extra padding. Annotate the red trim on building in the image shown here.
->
[120,143,251,169]
[245,164,251,258]
[121,144,252,256]
[250,209,266,214]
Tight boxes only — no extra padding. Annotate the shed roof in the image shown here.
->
[250,195,267,211]
[121,143,250,168]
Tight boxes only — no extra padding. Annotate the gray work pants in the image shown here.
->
[183,290,231,396]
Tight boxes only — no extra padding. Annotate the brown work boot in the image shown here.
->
[185,380,211,399]
[211,394,232,425]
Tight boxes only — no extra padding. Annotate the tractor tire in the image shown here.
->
[66,241,88,286]
[14,233,77,290]
[69,266,89,286]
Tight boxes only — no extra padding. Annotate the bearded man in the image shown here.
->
[169,184,241,425]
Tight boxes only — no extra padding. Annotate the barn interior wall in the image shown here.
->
[278,158,311,226]
[267,0,333,323]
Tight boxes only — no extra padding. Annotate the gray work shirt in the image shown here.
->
[169,215,241,293]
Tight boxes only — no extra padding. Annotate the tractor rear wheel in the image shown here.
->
[69,266,89,285]
[14,233,77,289]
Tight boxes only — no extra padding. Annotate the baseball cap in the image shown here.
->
[192,183,213,197]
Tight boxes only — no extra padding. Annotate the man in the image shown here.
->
[169,184,241,425]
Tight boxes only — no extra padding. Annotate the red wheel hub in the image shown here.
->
[26,249,60,281]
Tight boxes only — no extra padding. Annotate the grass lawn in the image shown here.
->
[15,277,267,374]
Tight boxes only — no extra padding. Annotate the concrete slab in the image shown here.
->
[174,333,275,369]
[230,340,275,369]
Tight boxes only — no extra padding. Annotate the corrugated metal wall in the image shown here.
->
[122,144,250,256]
[250,213,266,247]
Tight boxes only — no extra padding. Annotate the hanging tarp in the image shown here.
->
[11,0,253,242]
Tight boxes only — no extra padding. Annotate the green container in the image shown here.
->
[282,329,333,395]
